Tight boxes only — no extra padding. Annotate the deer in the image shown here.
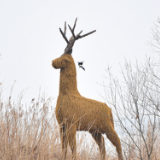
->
[52,18,123,160]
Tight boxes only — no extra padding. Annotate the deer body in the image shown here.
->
[52,19,123,160]
[53,54,113,132]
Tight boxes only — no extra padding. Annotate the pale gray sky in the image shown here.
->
[0,0,160,104]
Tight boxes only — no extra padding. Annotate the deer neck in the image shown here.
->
[59,59,80,96]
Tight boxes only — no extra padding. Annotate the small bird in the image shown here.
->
[31,98,35,103]
[78,61,85,71]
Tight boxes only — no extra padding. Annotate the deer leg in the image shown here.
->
[60,125,68,160]
[67,125,77,160]
[90,131,106,160]
[105,126,123,160]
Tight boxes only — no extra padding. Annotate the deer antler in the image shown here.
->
[59,22,69,44]
[59,18,96,54]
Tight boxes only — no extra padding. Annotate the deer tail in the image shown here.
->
[110,109,114,128]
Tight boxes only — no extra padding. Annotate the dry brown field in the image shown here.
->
[0,90,160,160]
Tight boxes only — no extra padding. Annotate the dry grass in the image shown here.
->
[0,86,160,160]
[0,86,116,160]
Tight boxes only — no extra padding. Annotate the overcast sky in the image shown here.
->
[0,0,160,105]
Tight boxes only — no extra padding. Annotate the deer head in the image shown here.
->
[52,18,96,70]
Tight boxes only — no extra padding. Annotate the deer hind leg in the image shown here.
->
[60,124,68,160]
[90,131,106,160]
[67,124,77,160]
[105,125,123,160]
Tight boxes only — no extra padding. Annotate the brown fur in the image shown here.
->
[52,54,123,160]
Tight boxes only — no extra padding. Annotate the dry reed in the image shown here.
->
[0,84,160,160]
[0,85,116,160]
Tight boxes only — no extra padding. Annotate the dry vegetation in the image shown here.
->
[0,83,160,160]
[1,18,160,160]
[0,86,117,160]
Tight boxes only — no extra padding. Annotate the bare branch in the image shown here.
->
[59,18,96,54]
[68,25,76,40]
[64,22,67,36]
[76,30,83,37]
[59,28,69,44]
[78,30,96,39]
[73,18,77,32]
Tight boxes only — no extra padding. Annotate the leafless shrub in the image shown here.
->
[103,57,160,160]
[149,18,160,54]
[102,18,160,160]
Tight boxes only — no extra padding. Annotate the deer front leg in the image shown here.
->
[67,124,77,160]
[60,125,68,160]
